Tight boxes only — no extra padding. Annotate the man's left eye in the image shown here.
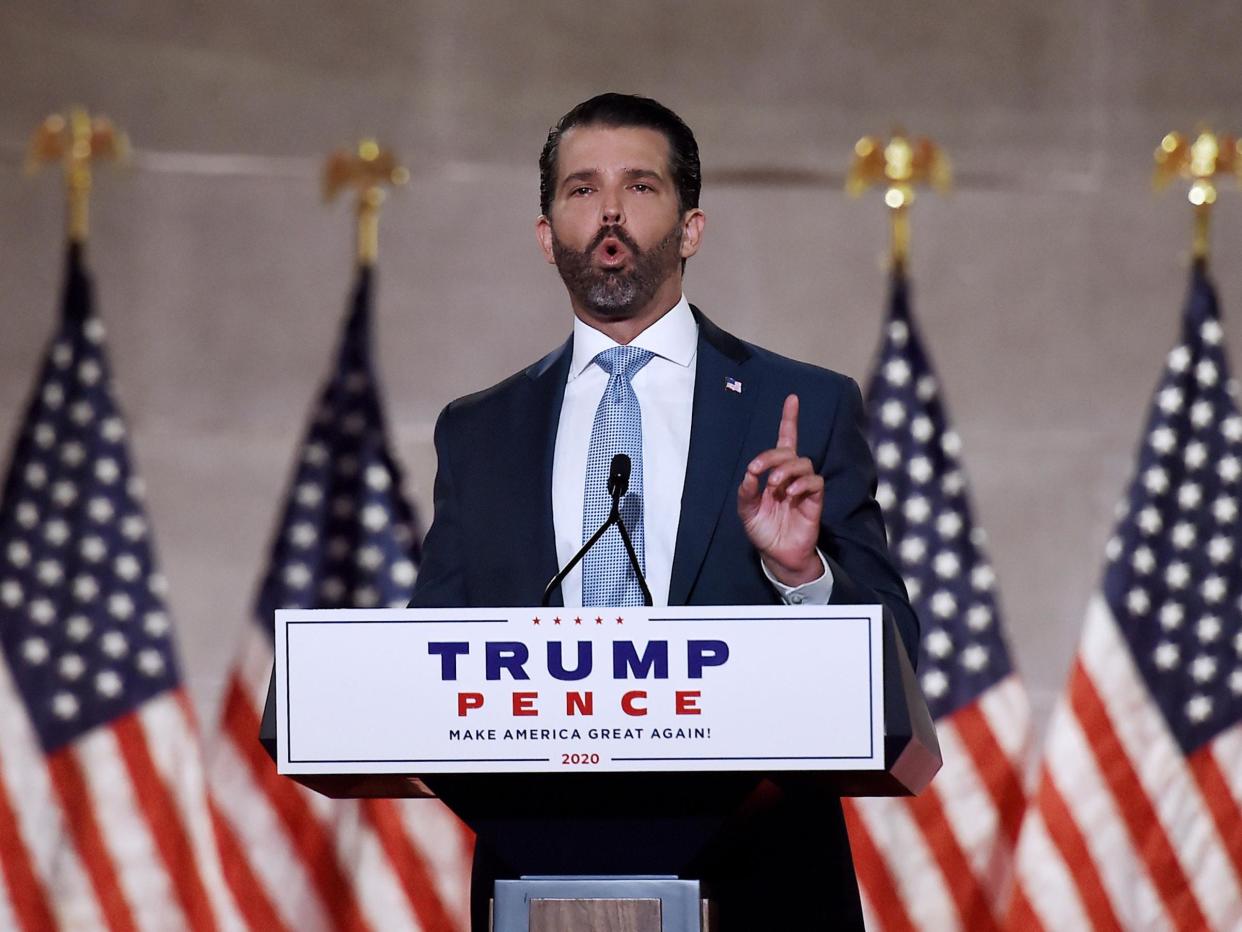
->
[631,184,651,193]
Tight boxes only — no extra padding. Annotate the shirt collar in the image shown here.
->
[568,294,698,381]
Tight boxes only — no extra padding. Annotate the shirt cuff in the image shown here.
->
[762,550,834,605]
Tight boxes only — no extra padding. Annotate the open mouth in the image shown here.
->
[595,238,630,268]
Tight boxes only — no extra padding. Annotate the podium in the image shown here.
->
[261,605,939,931]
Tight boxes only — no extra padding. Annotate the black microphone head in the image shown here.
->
[608,453,631,499]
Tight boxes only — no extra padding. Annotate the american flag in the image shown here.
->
[842,270,1032,930]
[1008,262,1242,930]
[207,265,473,931]
[0,244,243,930]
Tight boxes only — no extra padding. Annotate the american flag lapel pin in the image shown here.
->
[725,376,743,394]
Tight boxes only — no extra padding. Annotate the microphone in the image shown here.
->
[608,452,631,499]
[541,453,653,607]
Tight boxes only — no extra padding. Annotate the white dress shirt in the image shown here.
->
[551,295,832,607]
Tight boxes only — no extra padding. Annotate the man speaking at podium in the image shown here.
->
[411,93,917,930]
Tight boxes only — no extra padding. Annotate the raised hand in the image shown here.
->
[737,394,825,587]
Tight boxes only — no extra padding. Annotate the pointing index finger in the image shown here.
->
[777,394,799,451]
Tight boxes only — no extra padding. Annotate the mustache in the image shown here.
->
[587,224,640,255]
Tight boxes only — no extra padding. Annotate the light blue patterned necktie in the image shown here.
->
[582,345,655,606]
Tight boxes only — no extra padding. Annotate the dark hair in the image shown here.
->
[538,93,701,217]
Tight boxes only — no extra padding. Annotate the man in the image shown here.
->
[412,93,917,930]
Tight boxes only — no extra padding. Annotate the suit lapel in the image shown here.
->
[518,337,572,606]
[668,309,759,605]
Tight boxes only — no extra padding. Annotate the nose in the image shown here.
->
[600,187,624,225]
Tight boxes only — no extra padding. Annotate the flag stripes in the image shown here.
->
[0,757,57,932]
[210,739,318,930]
[1068,659,1206,931]
[216,668,368,929]
[46,748,138,932]
[213,638,474,931]
[115,708,222,932]
[949,702,1023,850]
[362,798,459,932]
[393,798,474,921]
[846,812,917,932]
[1039,778,1122,930]
[906,782,1002,930]
[1013,598,1242,929]
[1188,751,1242,880]
[1031,686,1167,927]
[847,794,959,928]
[847,677,1030,931]
[209,797,287,932]
[1008,807,1104,932]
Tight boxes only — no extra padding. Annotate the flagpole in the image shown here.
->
[323,139,408,268]
[25,107,129,245]
[1153,128,1242,267]
[846,130,951,273]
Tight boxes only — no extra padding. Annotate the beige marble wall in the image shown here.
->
[3,0,1242,741]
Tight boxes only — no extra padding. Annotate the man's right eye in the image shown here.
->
[570,186,593,196]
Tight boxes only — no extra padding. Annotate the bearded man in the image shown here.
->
[411,92,917,931]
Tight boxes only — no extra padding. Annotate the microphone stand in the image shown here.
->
[612,507,653,607]
[542,460,654,608]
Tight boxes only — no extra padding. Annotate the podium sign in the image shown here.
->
[274,605,884,776]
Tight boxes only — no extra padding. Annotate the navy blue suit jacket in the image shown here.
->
[411,308,917,929]
[412,308,917,661]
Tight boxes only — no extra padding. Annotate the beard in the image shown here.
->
[550,220,683,319]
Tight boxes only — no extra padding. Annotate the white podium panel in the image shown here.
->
[275,605,884,775]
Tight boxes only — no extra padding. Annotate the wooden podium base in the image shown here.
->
[530,898,662,931]
[491,878,711,932]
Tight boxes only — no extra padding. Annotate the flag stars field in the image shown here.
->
[143,610,170,637]
[880,399,906,427]
[70,402,93,425]
[911,415,934,442]
[1192,399,1215,427]
[1132,546,1156,572]
[58,652,84,679]
[1160,602,1184,629]
[366,463,392,490]
[71,576,98,606]
[22,638,50,664]
[899,536,926,563]
[288,521,317,547]
[65,615,90,641]
[295,481,322,506]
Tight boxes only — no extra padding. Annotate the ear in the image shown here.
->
[535,214,557,265]
[679,208,706,260]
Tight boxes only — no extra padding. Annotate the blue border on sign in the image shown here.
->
[283,612,878,767]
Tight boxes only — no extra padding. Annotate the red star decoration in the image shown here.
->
[595,616,603,625]
[574,616,582,625]
[532,617,540,625]
[616,616,624,624]
[553,616,562,625]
